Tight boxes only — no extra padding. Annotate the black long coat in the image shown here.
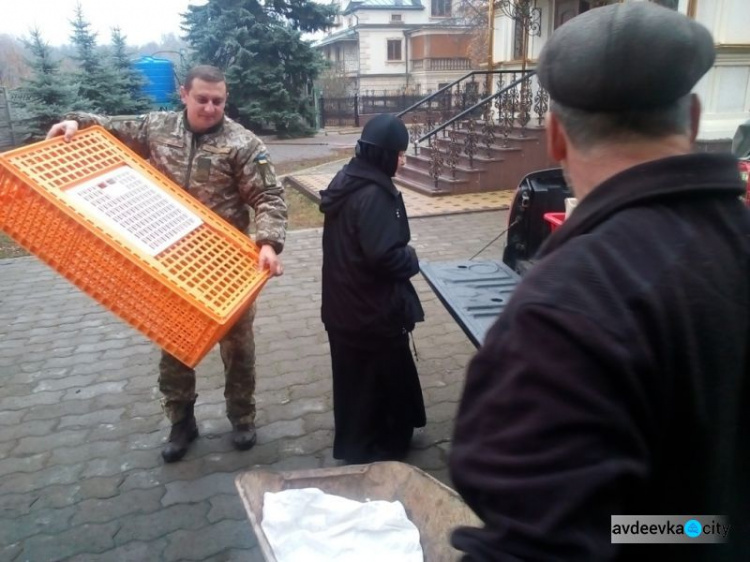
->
[450,153,750,561]
[319,157,424,337]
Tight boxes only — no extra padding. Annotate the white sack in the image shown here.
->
[261,487,424,562]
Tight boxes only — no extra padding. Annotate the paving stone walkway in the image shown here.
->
[0,210,509,561]
[285,160,516,218]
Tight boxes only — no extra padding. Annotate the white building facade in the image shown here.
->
[316,0,474,95]
[491,0,750,141]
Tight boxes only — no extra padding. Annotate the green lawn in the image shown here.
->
[0,232,28,259]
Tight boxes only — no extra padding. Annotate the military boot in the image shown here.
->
[231,423,257,451]
[161,403,199,463]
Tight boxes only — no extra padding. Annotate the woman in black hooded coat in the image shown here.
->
[319,114,426,464]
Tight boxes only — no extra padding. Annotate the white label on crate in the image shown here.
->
[66,165,203,256]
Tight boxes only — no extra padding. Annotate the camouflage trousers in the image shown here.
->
[158,303,257,426]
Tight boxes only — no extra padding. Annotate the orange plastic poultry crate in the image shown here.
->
[0,127,270,367]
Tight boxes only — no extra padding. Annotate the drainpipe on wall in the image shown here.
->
[356,30,362,95]
[352,14,361,95]
[487,0,495,92]
[404,29,410,93]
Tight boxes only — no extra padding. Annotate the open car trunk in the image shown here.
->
[420,168,570,347]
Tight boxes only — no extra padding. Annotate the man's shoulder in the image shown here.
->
[510,235,637,322]
[220,118,263,148]
[142,111,181,132]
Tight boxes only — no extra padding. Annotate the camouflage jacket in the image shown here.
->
[66,111,287,253]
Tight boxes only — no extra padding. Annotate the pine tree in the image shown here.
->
[182,0,336,137]
[16,29,76,141]
[109,27,153,114]
[68,3,119,114]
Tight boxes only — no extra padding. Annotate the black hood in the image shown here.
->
[319,157,398,217]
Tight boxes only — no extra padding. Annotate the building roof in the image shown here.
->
[343,0,424,15]
[314,27,359,48]
[314,20,471,48]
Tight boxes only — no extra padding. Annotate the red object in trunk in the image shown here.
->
[738,161,750,206]
[544,212,566,231]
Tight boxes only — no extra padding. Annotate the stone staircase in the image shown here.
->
[395,122,556,195]
[394,69,554,196]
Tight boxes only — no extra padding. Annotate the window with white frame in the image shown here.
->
[391,13,403,22]
[387,39,403,61]
[432,0,451,17]
[651,0,678,8]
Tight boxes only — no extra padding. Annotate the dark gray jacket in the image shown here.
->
[320,157,424,337]
[450,153,750,561]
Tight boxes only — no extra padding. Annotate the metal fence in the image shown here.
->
[319,92,425,127]
[319,95,358,128]
[0,88,19,151]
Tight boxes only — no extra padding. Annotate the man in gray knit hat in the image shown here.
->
[450,3,749,560]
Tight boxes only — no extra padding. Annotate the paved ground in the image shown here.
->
[260,130,360,164]
[265,128,517,220]
[0,209,509,561]
[285,159,516,219]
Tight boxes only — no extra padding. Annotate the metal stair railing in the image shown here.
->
[418,71,535,145]
[396,70,519,121]
[396,70,549,190]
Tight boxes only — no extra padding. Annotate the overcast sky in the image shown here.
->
[0,0,209,46]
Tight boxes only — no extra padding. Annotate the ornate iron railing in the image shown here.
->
[396,70,549,189]
[397,70,516,123]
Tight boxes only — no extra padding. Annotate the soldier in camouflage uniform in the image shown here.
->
[47,65,287,463]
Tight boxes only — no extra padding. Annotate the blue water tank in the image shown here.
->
[133,56,176,106]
